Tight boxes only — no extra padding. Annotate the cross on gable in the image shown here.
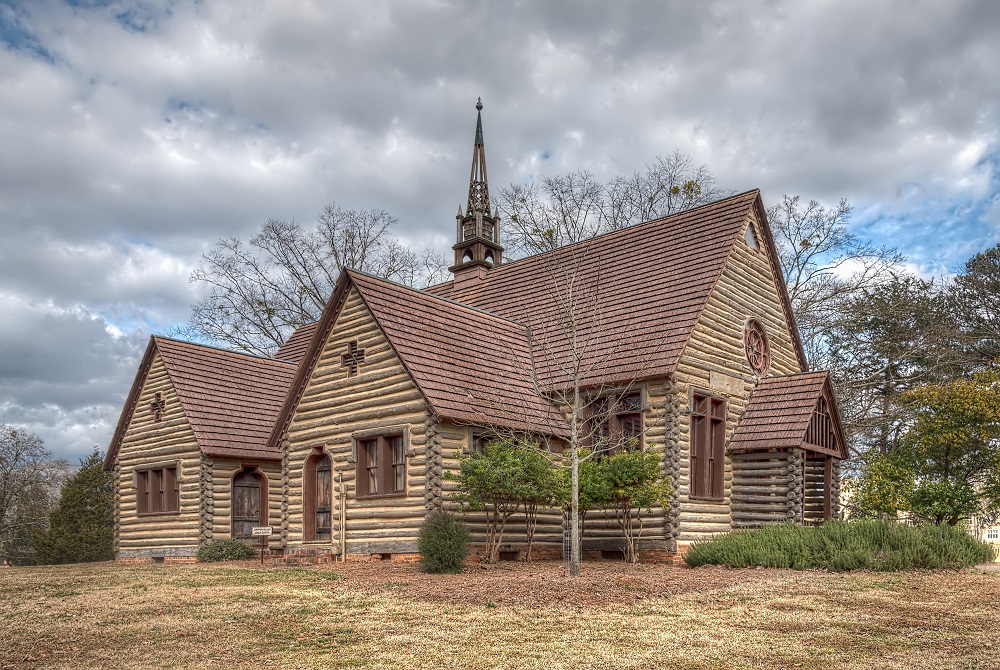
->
[341,340,366,377]
[150,392,166,422]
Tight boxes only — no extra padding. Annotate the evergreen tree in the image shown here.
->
[33,450,114,564]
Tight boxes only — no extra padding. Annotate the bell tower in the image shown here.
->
[450,97,503,290]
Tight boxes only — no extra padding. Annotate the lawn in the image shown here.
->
[1,560,998,669]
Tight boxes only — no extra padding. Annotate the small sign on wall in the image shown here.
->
[709,371,742,395]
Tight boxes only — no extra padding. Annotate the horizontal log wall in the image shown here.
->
[831,459,842,519]
[803,456,828,525]
[731,450,801,529]
[206,458,282,549]
[439,422,567,550]
[284,287,429,554]
[438,382,673,554]
[673,210,805,541]
[114,353,201,557]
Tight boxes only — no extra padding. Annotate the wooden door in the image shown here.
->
[232,470,261,539]
[315,456,332,541]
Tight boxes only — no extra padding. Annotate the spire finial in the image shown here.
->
[476,97,483,112]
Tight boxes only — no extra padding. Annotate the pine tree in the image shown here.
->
[33,450,114,564]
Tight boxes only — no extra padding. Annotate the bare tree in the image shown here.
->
[767,195,903,367]
[189,205,448,356]
[495,170,605,255]
[0,423,69,564]
[467,251,666,576]
[496,150,724,258]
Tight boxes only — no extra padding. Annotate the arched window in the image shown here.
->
[231,468,264,539]
[303,449,333,542]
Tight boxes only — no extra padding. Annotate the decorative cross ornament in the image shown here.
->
[341,340,366,377]
[150,392,166,422]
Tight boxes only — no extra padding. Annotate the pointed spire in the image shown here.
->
[467,97,490,217]
[475,97,484,146]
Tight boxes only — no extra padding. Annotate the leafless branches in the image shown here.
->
[0,423,69,564]
[188,205,448,356]
[497,150,725,257]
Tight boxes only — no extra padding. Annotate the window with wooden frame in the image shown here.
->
[690,392,726,501]
[587,391,643,454]
[231,468,265,539]
[470,430,491,455]
[135,465,180,515]
[356,434,406,498]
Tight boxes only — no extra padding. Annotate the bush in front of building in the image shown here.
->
[418,511,470,573]
[684,519,995,571]
[197,538,258,562]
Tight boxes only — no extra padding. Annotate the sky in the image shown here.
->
[1,0,998,463]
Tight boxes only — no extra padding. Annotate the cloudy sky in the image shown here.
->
[1,0,998,462]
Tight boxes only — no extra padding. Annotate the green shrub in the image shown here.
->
[684,520,994,571]
[197,538,258,562]
[418,512,470,574]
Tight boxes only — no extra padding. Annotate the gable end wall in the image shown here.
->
[283,287,430,554]
[113,352,202,558]
[673,209,803,541]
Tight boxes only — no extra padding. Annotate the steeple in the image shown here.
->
[450,97,503,290]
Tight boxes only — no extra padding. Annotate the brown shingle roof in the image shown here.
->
[154,338,298,459]
[105,337,298,468]
[426,190,807,387]
[728,370,848,458]
[349,271,569,437]
[276,322,319,363]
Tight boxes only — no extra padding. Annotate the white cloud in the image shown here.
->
[1,0,999,458]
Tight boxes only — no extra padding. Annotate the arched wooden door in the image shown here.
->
[316,455,332,541]
[232,469,262,539]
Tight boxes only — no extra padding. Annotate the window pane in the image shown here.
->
[137,470,148,514]
[165,466,178,512]
[391,437,405,492]
[366,441,378,495]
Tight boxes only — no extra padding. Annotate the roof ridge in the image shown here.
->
[346,269,531,331]
[486,188,759,272]
[152,335,297,366]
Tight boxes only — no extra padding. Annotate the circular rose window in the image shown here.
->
[744,318,771,375]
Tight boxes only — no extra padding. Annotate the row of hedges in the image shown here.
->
[683,520,995,571]
[197,518,993,573]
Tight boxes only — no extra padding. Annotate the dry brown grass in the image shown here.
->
[1,560,998,669]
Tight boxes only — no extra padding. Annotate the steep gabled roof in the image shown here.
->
[350,271,569,437]
[427,190,807,387]
[269,270,570,443]
[728,370,849,459]
[104,337,298,469]
[276,322,319,363]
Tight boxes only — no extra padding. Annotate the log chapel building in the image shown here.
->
[104,101,849,563]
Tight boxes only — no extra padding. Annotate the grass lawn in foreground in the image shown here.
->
[1,560,998,669]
